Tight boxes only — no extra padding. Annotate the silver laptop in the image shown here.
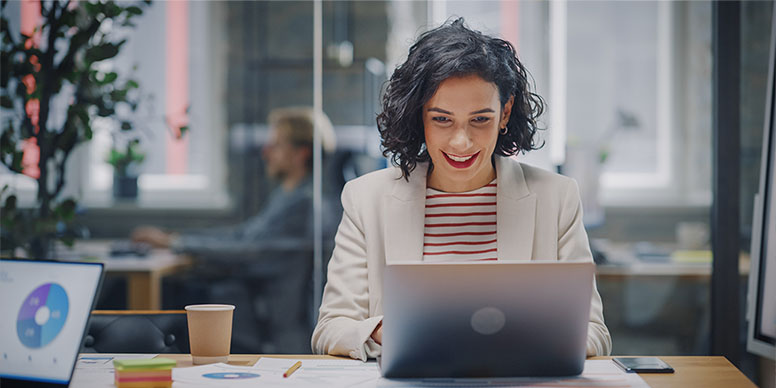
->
[0,259,104,387]
[380,261,594,378]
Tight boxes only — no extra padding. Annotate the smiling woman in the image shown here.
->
[312,17,611,361]
[377,18,544,184]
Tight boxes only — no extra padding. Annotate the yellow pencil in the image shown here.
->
[283,361,302,378]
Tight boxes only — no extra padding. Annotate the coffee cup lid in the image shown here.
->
[184,304,235,311]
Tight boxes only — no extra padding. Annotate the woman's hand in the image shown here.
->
[371,321,383,345]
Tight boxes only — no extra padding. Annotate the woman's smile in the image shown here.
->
[442,150,480,168]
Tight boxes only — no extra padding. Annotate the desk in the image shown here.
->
[59,240,191,310]
[596,261,750,278]
[147,355,755,387]
[593,241,750,278]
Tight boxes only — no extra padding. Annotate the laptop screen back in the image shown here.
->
[0,259,103,384]
[381,261,594,378]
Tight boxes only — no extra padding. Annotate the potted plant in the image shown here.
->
[0,0,151,259]
[107,138,144,199]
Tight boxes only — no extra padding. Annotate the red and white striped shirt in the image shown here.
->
[422,180,497,262]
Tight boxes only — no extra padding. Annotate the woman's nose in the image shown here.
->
[449,126,472,150]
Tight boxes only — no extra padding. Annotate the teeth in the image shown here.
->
[447,153,474,162]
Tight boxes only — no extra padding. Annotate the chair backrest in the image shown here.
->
[81,310,190,354]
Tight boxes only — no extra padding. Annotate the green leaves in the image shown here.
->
[0,193,80,254]
[106,138,146,175]
[104,2,123,18]
[0,95,12,108]
[0,0,153,258]
[53,198,77,222]
[55,124,78,153]
[0,126,24,174]
[98,71,118,85]
[2,188,16,215]
[84,40,125,63]
[126,6,144,16]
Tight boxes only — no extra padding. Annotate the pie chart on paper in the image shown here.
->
[203,372,261,379]
[16,283,69,348]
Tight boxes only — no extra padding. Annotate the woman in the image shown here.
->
[312,18,612,360]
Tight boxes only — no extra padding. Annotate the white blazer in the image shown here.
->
[312,156,612,360]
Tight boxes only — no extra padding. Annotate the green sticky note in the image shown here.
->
[113,358,177,371]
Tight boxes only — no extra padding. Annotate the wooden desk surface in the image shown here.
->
[155,355,757,387]
[590,356,756,388]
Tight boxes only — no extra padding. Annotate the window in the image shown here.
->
[558,1,712,207]
[385,0,713,208]
[84,0,228,208]
[1,1,229,209]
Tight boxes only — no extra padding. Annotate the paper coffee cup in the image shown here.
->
[185,304,235,364]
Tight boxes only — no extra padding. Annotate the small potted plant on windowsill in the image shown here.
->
[107,138,144,199]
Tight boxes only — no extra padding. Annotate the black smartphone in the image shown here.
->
[613,357,675,373]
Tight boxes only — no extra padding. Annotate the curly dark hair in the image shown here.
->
[377,17,545,179]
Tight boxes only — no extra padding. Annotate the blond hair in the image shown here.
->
[268,107,336,153]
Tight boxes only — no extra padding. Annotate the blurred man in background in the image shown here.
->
[132,107,336,353]
[132,107,336,252]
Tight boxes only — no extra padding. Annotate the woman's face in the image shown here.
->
[423,75,513,192]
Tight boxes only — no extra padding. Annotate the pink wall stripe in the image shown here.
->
[165,0,189,175]
[500,0,520,52]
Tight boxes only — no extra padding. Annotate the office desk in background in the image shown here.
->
[59,240,191,310]
[591,242,752,356]
[594,241,750,278]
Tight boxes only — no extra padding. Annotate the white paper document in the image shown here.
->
[173,363,271,387]
[252,357,381,387]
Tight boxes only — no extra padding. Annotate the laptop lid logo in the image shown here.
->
[470,307,506,335]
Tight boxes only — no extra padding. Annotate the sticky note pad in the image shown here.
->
[113,358,176,371]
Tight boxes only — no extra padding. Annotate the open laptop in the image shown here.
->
[0,258,104,387]
[380,261,594,378]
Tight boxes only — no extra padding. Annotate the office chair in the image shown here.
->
[81,310,190,354]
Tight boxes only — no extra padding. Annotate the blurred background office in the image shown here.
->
[0,0,773,386]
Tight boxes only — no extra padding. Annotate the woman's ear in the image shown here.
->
[500,95,515,127]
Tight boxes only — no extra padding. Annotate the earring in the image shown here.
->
[500,126,508,135]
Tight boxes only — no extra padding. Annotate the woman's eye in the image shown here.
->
[432,116,450,123]
[472,116,491,123]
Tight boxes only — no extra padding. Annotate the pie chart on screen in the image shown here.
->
[16,283,69,348]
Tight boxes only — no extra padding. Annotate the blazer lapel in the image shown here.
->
[383,163,428,264]
[496,157,536,261]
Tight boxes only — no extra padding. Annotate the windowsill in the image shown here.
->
[82,198,232,212]
[81,191,232,211]
[78,203,235,218]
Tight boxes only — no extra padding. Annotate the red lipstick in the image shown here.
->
[443,151,479,169]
